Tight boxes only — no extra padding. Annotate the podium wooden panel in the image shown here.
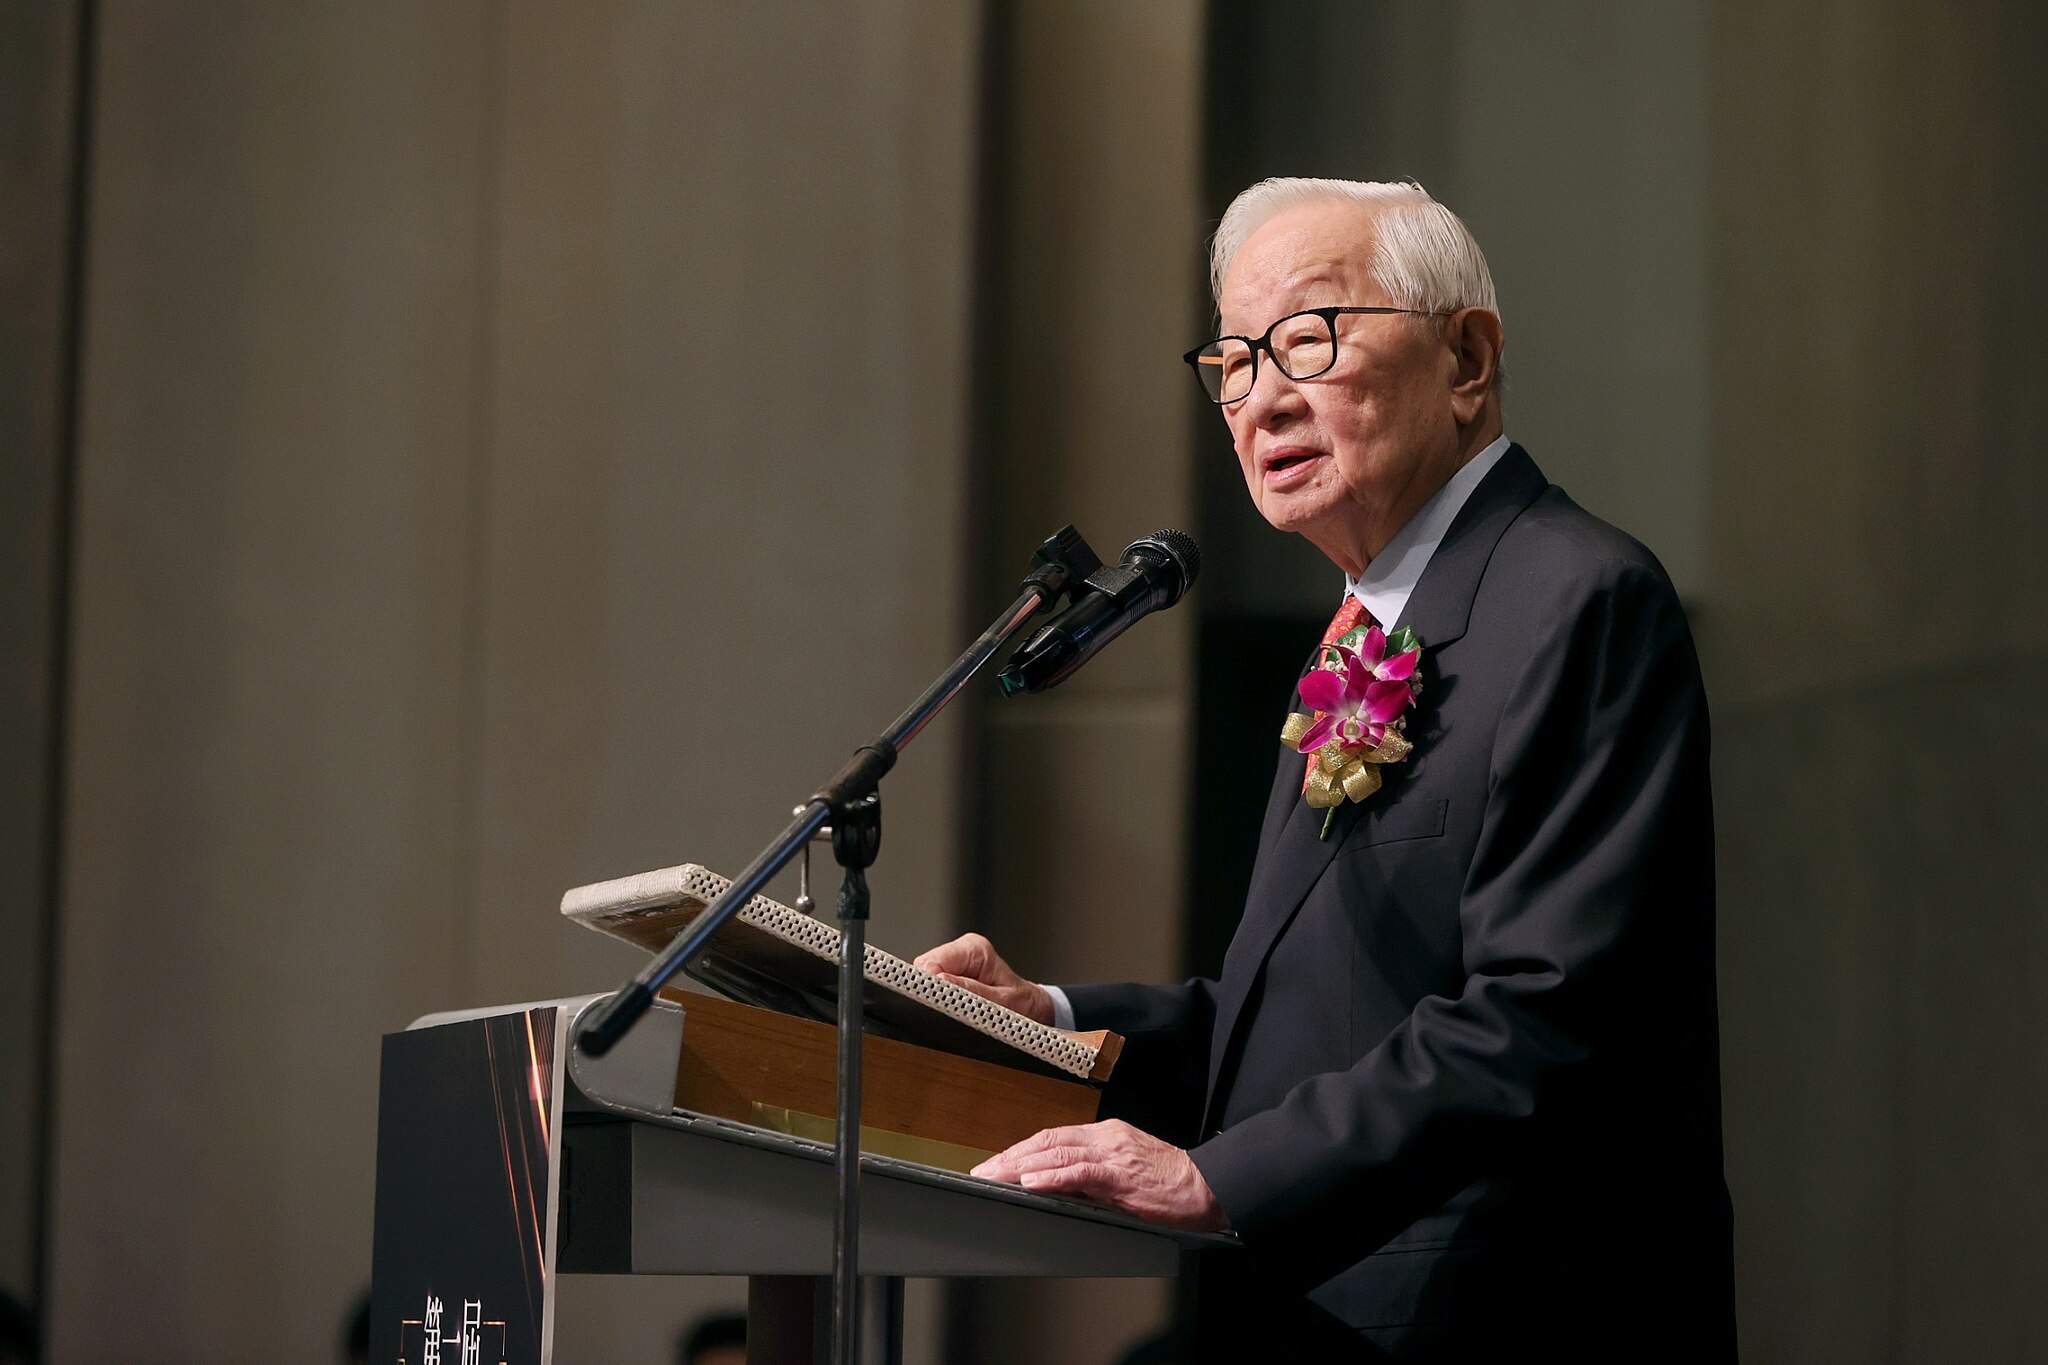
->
[371,994,1232,1365]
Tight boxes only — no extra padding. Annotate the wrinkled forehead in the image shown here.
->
[1218,202,1385,332]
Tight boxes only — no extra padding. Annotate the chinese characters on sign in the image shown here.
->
[404,1296,504,1365]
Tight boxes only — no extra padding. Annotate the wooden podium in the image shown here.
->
[368,993,1232,1364]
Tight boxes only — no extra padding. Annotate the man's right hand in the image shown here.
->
[912,933,1056,1026]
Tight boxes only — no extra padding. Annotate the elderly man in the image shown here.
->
[918,178,1735,1357]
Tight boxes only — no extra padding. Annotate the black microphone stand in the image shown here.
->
[576,526,1104,1365]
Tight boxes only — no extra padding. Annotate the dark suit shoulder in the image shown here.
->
[1466,482,1687,650]
[1454,485,1701,727]
[1498,486,1673,583]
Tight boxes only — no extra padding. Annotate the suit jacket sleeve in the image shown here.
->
[1187,555,1713,1267]
[1061,979,1217,1149]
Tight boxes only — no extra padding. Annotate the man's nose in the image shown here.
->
[1234,356,1304,425]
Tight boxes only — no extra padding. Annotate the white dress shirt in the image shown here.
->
[1042,435,1516,1032]
[1345,432,1512,629]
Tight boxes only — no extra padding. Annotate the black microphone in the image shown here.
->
[997,530,1201,696]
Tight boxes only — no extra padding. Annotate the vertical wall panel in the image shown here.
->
[0,0,83,1307]
[1706,0,2048,1358]
[1706,0,2048,705]
[475,4,980,1359]
[965,3,1205,1361]
[471,0,978,1003]
[48,4,492,1357]
[1447,2,1711,596]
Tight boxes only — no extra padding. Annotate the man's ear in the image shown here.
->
[1447,307,1503,424]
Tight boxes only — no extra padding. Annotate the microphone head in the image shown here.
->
[1125,529,1201,604]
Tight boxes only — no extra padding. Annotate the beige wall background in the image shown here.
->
[38,1,979,1360]
[956,4,1203,1360]
[1705,1,2048,1358]
[4,2,2044,1363]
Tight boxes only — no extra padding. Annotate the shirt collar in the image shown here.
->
[1346,433,1513,629]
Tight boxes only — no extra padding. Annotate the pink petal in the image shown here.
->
[1364,679,1412,724]
[1297,668,1348,713]
[1377,648,1419,682]
[1298,715,1335,751]
[1357,625,1387,669]
[1342,647,1373,697]
[1362,720,1387,748]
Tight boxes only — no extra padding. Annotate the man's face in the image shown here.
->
[1216,203,1466,567]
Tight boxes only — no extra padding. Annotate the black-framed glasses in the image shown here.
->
[1182,305,1450,404]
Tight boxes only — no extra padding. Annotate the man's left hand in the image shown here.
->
[971,1119,1230,1232]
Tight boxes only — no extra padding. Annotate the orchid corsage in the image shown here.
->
[1281,623,1423,838]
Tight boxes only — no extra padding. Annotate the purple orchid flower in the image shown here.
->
[1296,627,1419,752]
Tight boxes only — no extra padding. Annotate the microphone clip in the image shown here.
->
[1018,524,1105,606]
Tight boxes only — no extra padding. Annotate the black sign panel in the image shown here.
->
[369,1007,562,1365]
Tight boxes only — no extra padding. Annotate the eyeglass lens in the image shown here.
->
[1193,312,1337,403]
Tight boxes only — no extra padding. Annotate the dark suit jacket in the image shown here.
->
[1065,446,1736,1360]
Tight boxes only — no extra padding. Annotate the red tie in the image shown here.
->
[1303,596,1372,792]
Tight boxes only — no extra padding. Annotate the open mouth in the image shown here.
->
[1265,450,1321,475]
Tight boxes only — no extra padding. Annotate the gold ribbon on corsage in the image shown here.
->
[1282,712,1413,809]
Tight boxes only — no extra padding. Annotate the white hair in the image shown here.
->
[1209,177,1500,322]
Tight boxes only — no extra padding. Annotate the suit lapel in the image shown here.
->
[1201,444,1551,1123]
[1387,443,1546,651]
[1201,776,1364,1113]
